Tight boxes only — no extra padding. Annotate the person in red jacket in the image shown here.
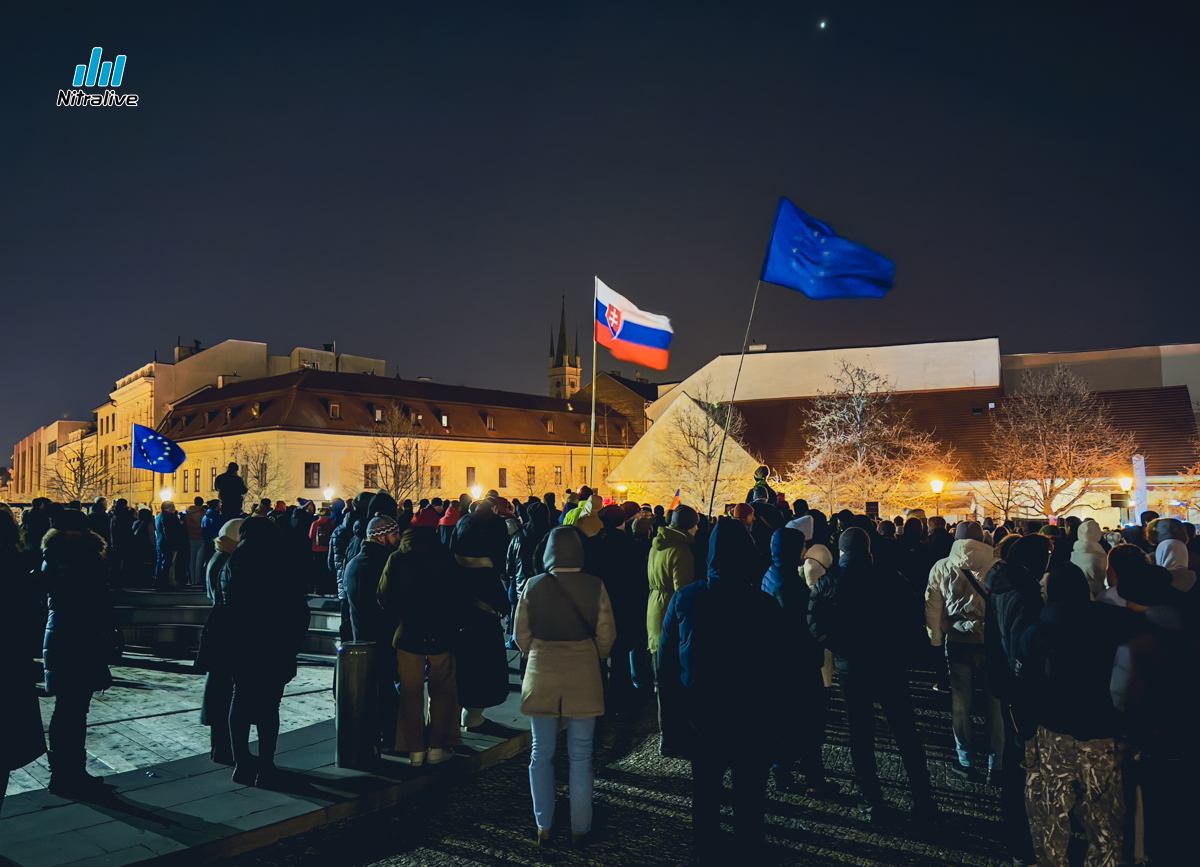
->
[309,507,337,595]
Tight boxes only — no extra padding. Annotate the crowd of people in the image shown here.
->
[3,460,1199,866]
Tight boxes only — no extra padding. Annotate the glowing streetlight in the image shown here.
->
[160,488,173,502]
[1118,477,1133,492]
[470,486,483,500]
[930,479,944,517]
[323,487,335,501]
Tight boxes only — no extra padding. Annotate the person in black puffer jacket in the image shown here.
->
[762,527,829,795]
[218,518,310,787]
[107,499,135,586]
[808,526,934,822]
[506,502,551,639]
[41,509,119,797]
[378,524,463,765]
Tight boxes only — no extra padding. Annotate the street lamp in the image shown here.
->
[1119,477,1133,493]
[323,486,335,501]
[470,486,483,500]
[159,487,173,503]
[930,479,944,517]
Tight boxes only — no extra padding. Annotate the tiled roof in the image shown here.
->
[159,370,636,448]
[736,385,1199,479]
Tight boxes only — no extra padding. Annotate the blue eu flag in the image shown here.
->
[760,198,895,299]
[131,423,187,472]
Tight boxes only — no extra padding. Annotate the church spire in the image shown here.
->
[555,295,569,365]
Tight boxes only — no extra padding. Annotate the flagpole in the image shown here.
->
[707,280,761,517]
[589,275,598,490]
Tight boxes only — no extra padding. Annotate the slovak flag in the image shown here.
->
[594,278,674,371]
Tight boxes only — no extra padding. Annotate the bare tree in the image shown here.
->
[512,453,553,500]
[231,440,293,504]
[651,375,752,513]
[50,435,111,502]
[975,423,1029,521]
[995,365,1136,517]
[787,360,957,514]
[360,403,440,504]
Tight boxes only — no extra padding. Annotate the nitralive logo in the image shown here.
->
[57,47,138,107]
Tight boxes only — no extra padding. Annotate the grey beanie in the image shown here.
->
[955,521,984,542]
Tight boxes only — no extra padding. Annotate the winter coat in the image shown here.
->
[452,508,513,708]
[808,528,924,672]
[329,512,358,596]
[1070,520,1109,596]
[343,540,396,645]
[585,524,646,649]
[924,539,998,646]
[515,528,615,718]
[0,533,46,772]
[763,528,823,671]
[109,504,135,559]
[214,469,248,512]
[1018,599,1139,742]
[201,508,223,545]
[378,527,462,655]
[1156,540,1196,592]
[88,507,111,546]
[661,519,786,729]
[218,519,310,683]
[21,506,52,553]
[41,528,117,695]
[183,505,206,542]
[130,514,156,577]
[437,505,461,548]
[802,544,832,588]
[572,495,604,538]
[646,526,696,653]
[983,559,1044,739]
[155,511,188,552]
[309,516,334,552]
[506,502,551,599]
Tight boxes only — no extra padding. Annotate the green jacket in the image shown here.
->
[646,526,695,652]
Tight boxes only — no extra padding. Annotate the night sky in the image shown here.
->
[5,2,1199,456]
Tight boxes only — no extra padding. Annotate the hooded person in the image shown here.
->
[585,503,646,708]
[515,527,616,844]
[924,521,1003,780]
[646,504,699,757]
[40,509,118,796]
[808,526,935,822]
[1070,519,1108,596]
[195,518,244,765]
[450,499,513,727]
[572,495,605,538]
[507,502,552,619]
[377,520,464,767]
[107,498,135,585]
[744,466,777,505]
[1155,536,1196,592]
[661,517,787,863]
[437,504,461,547]
[762,527,830,795]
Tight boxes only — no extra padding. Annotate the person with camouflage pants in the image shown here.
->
[1024,727,1124,866]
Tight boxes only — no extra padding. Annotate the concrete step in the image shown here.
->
[114,604,212,625]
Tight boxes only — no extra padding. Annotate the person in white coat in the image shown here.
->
[1156,537,1196,592]
[1070,519,1108,597]
[924,521,1004,780]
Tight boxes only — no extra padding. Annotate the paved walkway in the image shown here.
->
[1,655,531,867]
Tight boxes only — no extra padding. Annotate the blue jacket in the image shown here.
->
[201,508,222,544]
[662,518,785,699]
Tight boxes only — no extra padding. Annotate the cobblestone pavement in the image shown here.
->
[221,676,1014,867]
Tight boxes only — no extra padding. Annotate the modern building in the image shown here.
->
[607,337,1200,524]
[10,420,94,500]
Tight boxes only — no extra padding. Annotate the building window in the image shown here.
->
[374,406,383,422]
[579,422,587,434]
[546,419,555,434]
[466,467,476,487]
[46,442,56,455]
[305,462,321,489]
[211,467,217,491]
[183,471,189,493]
[554,466,563,486]
[430,466,442,489]
[329,403,340,420]
[193,468,199,493]
[526,466,536,488]
[498,468,507,488]
[578,467,586,485]
[364,464,379,488]
[225,407,233,423]
[486,414,495,431]
[251,402,260,418]
[441,414,449,428]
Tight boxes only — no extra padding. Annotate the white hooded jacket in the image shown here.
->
[802,543,832,588]
[924,539,999,646]
[1070,519,1108,597]
[1156,539,1197,592]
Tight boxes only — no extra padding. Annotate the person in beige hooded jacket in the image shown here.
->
[1069,519,1108,596]
[924,521,1004,778]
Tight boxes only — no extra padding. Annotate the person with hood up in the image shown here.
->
[219,518,310,786]
[201,499,223,562]
[196,518,244,765]
[925,521,1004,781]
[451,499,513,727]
[108,498,135,585]
[983,534,1050,867]
[21,497,53,553]
[515,527,616,846]
[762,527,830,795]
[586,504,646,709]
[1064,518,1108,598]
[214,462,248,516]
[1017,562,1139,867]
[809,526,936,823]
[571,494,604,538]
[378,518,463,767]
[1154,518,1196,592]
[437,503,461,547]
[130,508,157,586]
[41,509,119,797]
[506,502,551,636]
[744,465,777,505]
[646,504,698,757]
[662,517,786,863]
